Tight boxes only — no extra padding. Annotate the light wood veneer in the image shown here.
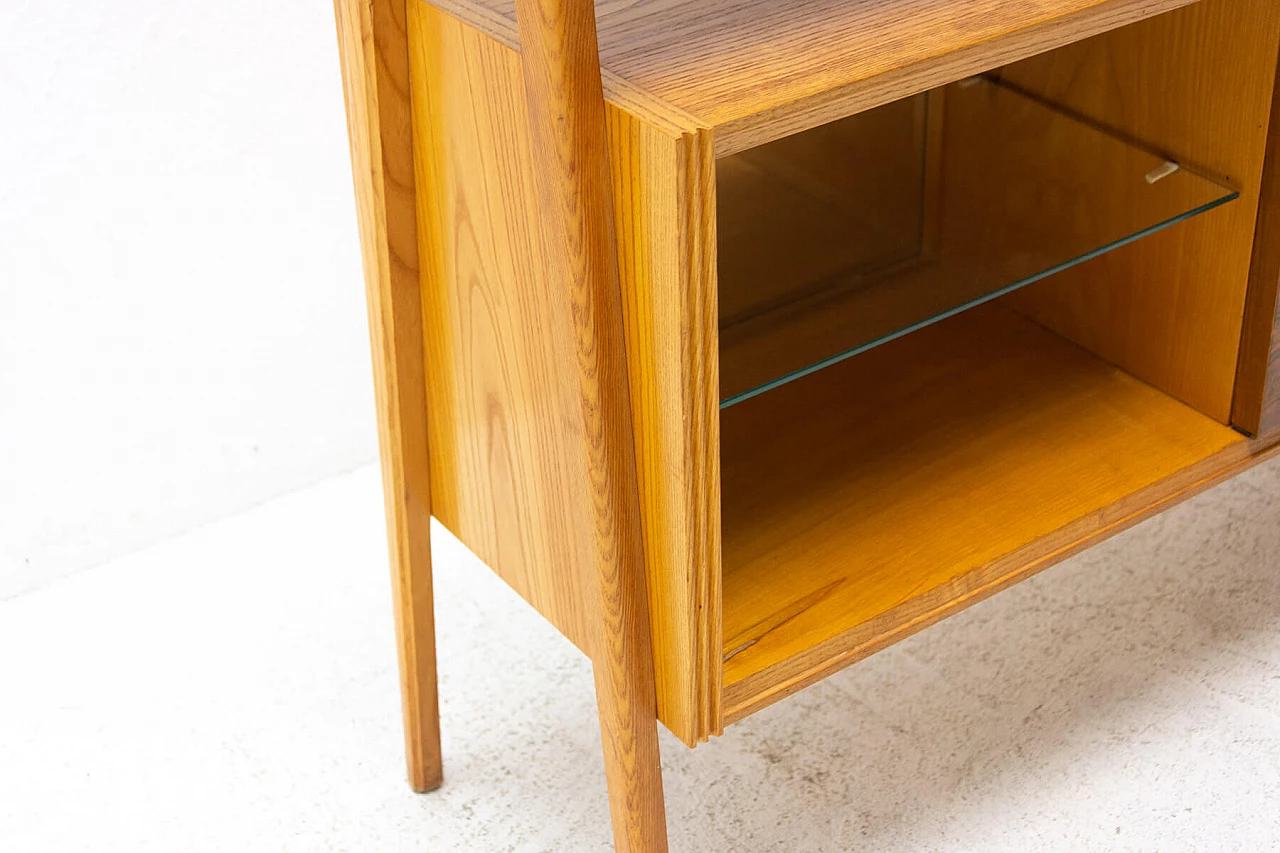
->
[338,0,1280,848]
[422,0,1205,155]
[334,0,444,793]
[1235,49,1280,440]
[998,0,1280,422]
[719,304,1249,718]
[407,1,721,745]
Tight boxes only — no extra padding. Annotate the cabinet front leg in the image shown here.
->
[590,585,669,852]
[508,0,671,844]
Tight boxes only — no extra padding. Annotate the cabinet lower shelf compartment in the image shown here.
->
[718,304,1249,721]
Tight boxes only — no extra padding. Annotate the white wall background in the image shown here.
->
[0,2,378,597]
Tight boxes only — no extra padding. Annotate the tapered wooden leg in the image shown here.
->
[387,512,443,793]
[510,0,670,846]
[333,0,442,792]
[590,573,669,851]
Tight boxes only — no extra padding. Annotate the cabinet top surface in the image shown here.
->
[424,0,1200,151]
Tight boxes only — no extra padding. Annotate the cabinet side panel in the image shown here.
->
[608,111,721,744]
[1234,52,1280,440]
[997,0,1280,422]
[410,3,719,743]
[408,2,596,650]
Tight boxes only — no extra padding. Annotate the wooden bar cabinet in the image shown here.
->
[334,0,1280,847]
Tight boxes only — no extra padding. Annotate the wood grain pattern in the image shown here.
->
[719,304,1249,717]
[409,3,596,652]
[400,0,1280,768]
[409,3,716,747]
[423,0,1201,154]
[333,0,442,792]
[726,429,1280,723]
[607,110,723,743]
[997,0,1280,422]
[509,0,669,846]
[1234,48,1280,440]
[351,4,1280,845]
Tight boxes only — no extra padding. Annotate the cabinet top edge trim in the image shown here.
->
[419,0,1200,154]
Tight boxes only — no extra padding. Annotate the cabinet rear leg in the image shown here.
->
[333,0,441,794]
[390,512,442,792]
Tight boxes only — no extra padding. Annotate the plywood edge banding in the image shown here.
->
[682,125,723,741]
[610,107,720,744]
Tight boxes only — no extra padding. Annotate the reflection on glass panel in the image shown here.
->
[717,77,1237,407]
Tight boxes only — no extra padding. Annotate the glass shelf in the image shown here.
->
[716,76,1238,408]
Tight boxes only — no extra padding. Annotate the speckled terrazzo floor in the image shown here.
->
[2,460,1278,852]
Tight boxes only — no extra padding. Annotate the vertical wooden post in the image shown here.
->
[334,0,443,793]
[1234,50,1280,439]
[510,0,670,849]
